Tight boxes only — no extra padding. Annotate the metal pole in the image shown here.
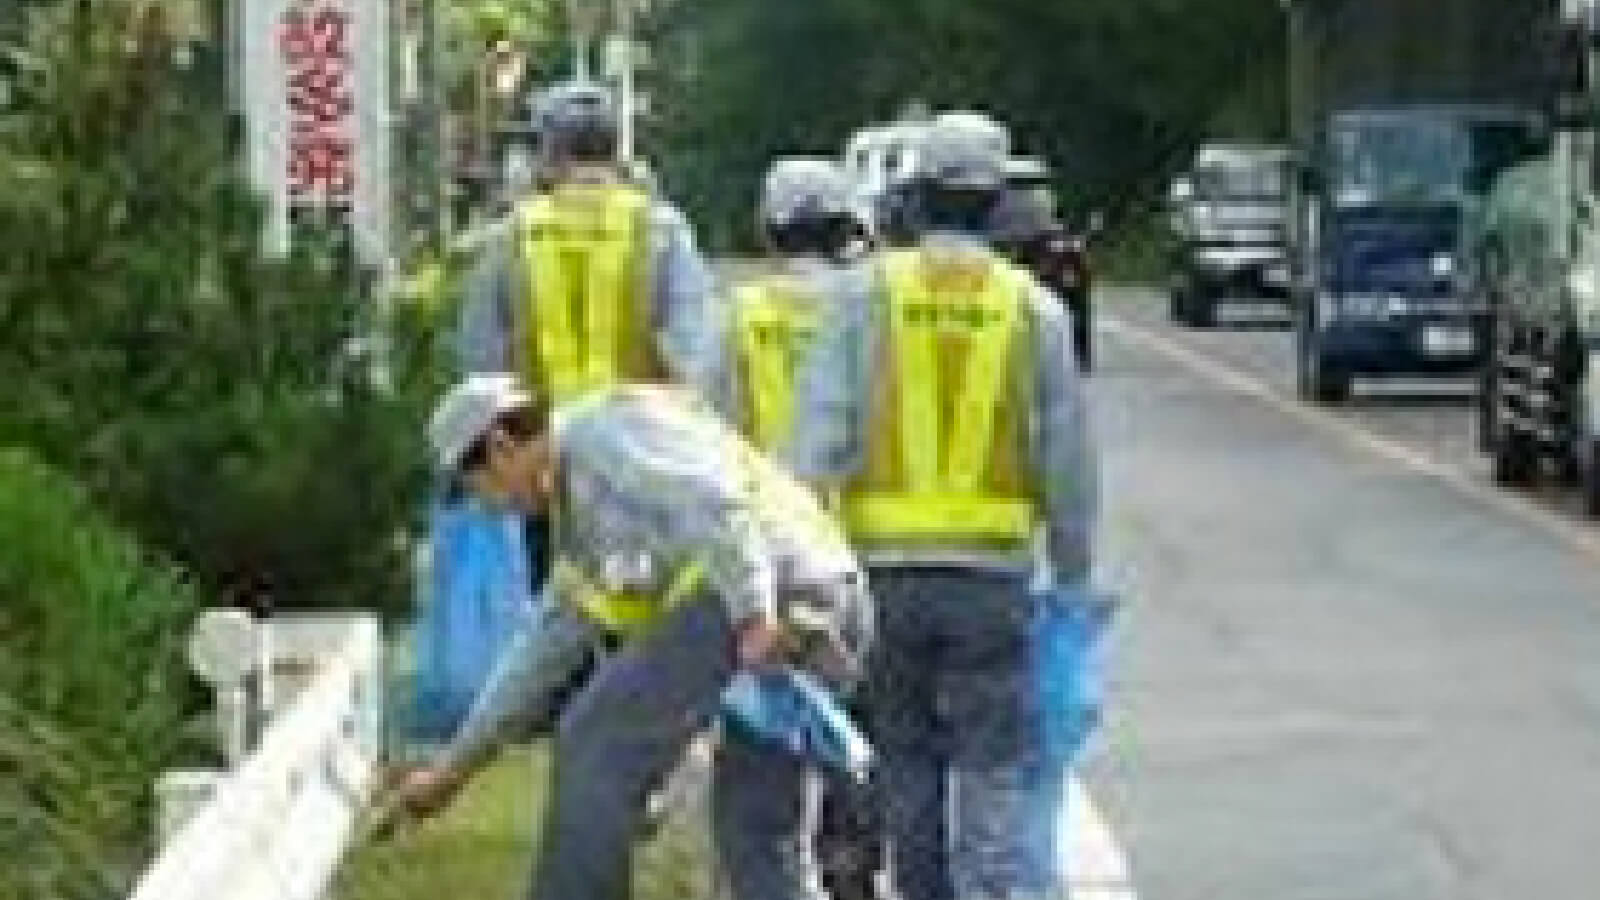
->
[616,0,634,163]
[574,35,591,82]
[569,0,593,82]
[419,0,444,245]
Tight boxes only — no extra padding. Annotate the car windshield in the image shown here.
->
[1192,161,1286,200]
[1330,116,1472,205]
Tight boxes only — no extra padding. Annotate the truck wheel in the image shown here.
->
[1297,337,1350,404]
[1183,284,1217,328]
[1490,422,1538,488]
[1475,369,1496,454]
[1581,440,1600,518]
[1170,274,1214,328]
[1168,282,1189,324]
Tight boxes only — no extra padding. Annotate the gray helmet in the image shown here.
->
[914,114,1009,193]
[760,157,856,228]
[530,81,619,163]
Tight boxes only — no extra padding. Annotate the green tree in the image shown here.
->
[0,0,443,615]
[646,0,1287,248]
[0,449,202,900]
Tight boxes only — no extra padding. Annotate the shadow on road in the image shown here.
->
[1342,391,1475,409]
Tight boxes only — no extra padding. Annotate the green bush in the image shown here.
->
[0,449,201,900]
[0,0,446,617]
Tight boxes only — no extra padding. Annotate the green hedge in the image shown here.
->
[0,448,202,899]
[0,0,454,619]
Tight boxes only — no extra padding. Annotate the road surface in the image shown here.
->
[1088,288,1600,900]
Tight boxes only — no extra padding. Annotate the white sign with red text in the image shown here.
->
[242,0,390,268]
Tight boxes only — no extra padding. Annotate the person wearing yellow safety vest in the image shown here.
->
[791,116,1098,900]
[456,80,715,398]
[395,375,871,900]
[453,80,715,669]
[712,157,870,446]
[711,157,886,900]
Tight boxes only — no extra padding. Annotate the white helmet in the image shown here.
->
[760,157,856,228]
[914,115,1009,193]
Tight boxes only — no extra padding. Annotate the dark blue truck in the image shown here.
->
[1284,0,1554,403]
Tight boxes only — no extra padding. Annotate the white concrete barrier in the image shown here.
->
[130,614,382,900]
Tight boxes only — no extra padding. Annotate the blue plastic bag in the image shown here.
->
[1023,582,1118,886]
[721,668,874,782]
[1036,583,1118,767]
[409,500,538,741]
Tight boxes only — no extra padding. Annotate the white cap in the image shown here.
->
[428,373,536,472]
[760,157,855,227]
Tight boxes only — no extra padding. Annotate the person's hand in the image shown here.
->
[734,613,784,667]
[389,765,468,821]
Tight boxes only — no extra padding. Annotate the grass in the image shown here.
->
[331,745,719,900]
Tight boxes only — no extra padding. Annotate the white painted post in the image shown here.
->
[135,614,383,900]
[188,609,261,767]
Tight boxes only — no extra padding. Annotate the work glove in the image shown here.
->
[772,569,872,685]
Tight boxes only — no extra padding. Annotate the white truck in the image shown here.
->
[1168,142,1292,327]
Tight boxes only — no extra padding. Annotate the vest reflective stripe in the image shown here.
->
[734,282,822,452]
[556,557,706,639]
[845,249,1036,545]
[547,387,703,639]
[520,185,654,401]
[845,495,1035,540]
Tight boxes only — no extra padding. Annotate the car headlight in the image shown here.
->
[1431,252,1457,279]
[1569,266,1600,333]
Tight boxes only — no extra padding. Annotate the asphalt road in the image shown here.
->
[1088,288,1600,900]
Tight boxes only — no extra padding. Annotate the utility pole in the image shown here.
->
[569,0,597,82]
[616,0,634,163]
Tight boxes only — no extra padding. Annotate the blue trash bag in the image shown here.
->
[721,668,874,782]
[1021,582,1119,886]
[409,499,537,742]
[1036,582,1119,767]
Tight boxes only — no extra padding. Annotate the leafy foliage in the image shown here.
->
[0,449,201,900]
[0,0,443,616]
[646,0,1287,250]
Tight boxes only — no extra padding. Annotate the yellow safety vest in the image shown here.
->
[733,280,824,453]
[544,385,704,639]
[518,184,661,402]
[844,249,1036,551]
[552,556,706,640]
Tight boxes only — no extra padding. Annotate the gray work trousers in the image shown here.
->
[712,727,828,900]
[865,566,1053,900]
[526,592,829,900]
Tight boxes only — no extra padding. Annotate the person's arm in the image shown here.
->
[456,223,521,374]
[434,594,598,776]
[704,289,741,424]
[1027,279,1099,586]
[649,204,719,395]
